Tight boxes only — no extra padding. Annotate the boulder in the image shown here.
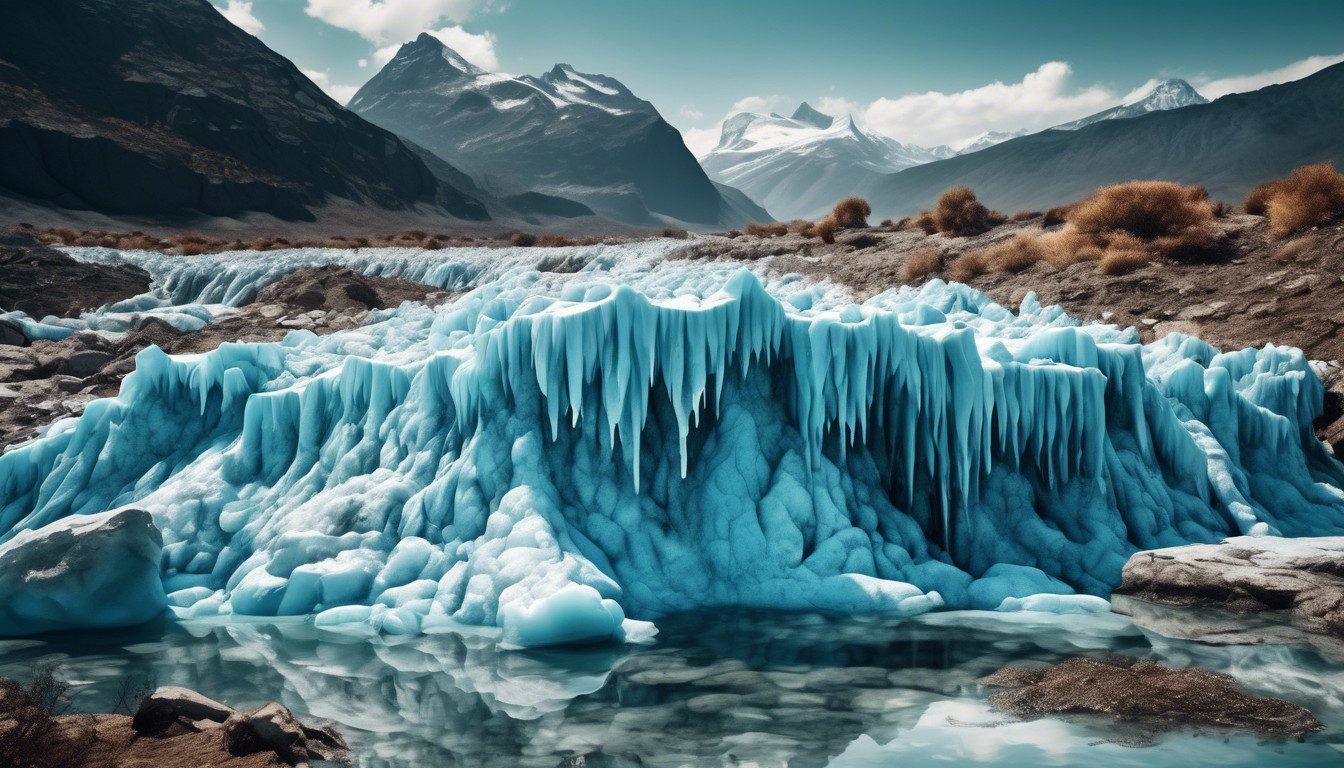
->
[222,702,348,765]
[0,508,167,636]
[1114,536,1344,638]
[0,317,25,346]
[63,349,113,377]
[132,686,235,736]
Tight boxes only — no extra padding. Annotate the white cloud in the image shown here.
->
[814,96,864,121]
[1197,52,1344,99]
[371,25,497,70]
[1120,78,1165,104]
[358,59,369,68]
[679,95,784,157]
[679,104,704,121]
[302,69,361,105]
[861,62,1115,147]
[214,0,264,35]
[304,0,484,44]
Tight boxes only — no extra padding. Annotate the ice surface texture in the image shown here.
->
[2,242,1343,645]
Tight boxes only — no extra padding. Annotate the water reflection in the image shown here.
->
[0,610,1341,767]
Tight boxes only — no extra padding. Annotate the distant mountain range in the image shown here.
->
[697,79,1211,221]
[698,103,953,220]
[861,65,1344,216]
[0,0,490,223]
[349,35,770,228]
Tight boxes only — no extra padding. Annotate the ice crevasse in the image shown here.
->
[2,243,1344,647]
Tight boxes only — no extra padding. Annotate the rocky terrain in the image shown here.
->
[1,677,347,767]
[980,656,1321,742]
[0,243,454,450]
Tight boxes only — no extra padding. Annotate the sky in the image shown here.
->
[214,0,1344,154]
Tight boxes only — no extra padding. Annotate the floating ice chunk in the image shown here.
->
[0,508,166,635]
[499,584,630,647]
[996,593,1113,614]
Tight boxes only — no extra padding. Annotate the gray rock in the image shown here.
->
[133,686,235,736]
[52,374,84,393]
[1114,536,1344,639]
[63,349,113,377]
[0,318,25,347]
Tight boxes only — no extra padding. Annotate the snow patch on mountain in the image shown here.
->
[1054,79,1208,130]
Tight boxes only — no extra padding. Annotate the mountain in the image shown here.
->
[949,129,1031,155]
[1054,79,1208,130]
[0,0,490,223]
[349,35,770,228]
[698,103,951,220]
[861,63,1344,216]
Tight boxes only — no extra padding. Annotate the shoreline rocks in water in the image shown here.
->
[0,677,348,767]
[979,656,1322,740]
[1114,536,1344,639]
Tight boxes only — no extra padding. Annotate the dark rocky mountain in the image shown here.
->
[349,34,771,228]
[863,64,1344,216]
[0,0,488,222]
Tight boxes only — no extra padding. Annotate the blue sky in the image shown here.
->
[215,0,1344,152]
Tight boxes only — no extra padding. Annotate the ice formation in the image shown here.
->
[2,242,1343,645]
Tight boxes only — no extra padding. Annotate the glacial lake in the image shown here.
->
[1,610,1341,768]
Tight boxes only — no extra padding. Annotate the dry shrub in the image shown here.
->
[402,229,428,241]
[784,219,813,234]
[893,216,914,231]
[1275,236,1316,262]
[50,227,78,244]
[901,248,943,282]
[1098,245,1153,275]
[948,252,989,282]
[724,230,742,239]
[1042,205,1072,227]
[1245,163,1344,238]
[1153,226,1228,262]
[1041,228,1104,268]
[0,665,96,768]
[979,233,1049,272]
[1067,181,1213,239]
[423,238,443,250]
[879,219,895,229]
[510,232,538,247]
[1012,210,1043,221]
[72,233,101,247]
[1211,200,1232,217]
[179,242,210,256]
[744,222,788,238]
[830,197,872,228]
[927,186,1002,237]
[354,236,370,247]
[657,227,690,239]
[815,217,838,244]
[537,234,574,247]
[118,234,161,250]
[914,212,938,235]
[250,237,273,251]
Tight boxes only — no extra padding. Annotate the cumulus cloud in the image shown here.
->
[1197,52,1344,99]
[302,69,361,105]
[679,104,704,121]
[214,0,264,34]
[861,62,1114,147]
[680,95,786,157]
[371,25,498,70]
[304,0,484,44]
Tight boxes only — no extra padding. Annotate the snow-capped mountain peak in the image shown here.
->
[790,102,833,130]
[1054,78,1208,130]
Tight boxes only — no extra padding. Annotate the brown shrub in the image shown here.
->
[815,217,838,244]
[250,237,273,251]
[1042,205,1072,227]
[1098,246,1153,275]
[901,248,943,282]
[179,242,210,256]
[1243,181,1276,216]
[1067,181,1213,239]
[510,232,539,247]
[423,238,443,250]
[354,236,370,247]
[1040,228,1104,268]
[879,219,895,229]
[947,252,989,282]
[744,222,789,238]
[893,216,914,231]
[783,219,813,233]
[1012,210,1043,221]
[979,234,1048,272]
[1253,163,1344,238]
[1211,200,1232,217]
[537,234,574,247]
[657,227,690,239]
[72,234,102,247]
[931,186,998,237]
[798,222,817,239]
[830,197,872,228]
[1275,236,1316,262]
[1153,226,1228,262]
[914,212,938,235]
[403,229,428,241]
[50,227,78,244]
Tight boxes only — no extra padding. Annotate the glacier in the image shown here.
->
[2,241,1343,646]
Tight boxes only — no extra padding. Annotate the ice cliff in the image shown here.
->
[2,242,1343,645]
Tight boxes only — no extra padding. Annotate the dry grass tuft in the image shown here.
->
[657,227,690,239]
[914,212,938,235]
[816,217,838,244]
[509,232,539,247]
[901,248,944,282]
[744,222,789,238]
[536,234,574,247]
[1153,226,1228,262]
[978,234,1049,272]
[1275,236,1317,262]
[1042,205,1072,227]
[1098,244,1153,275]
[1068,181,1214,240]
[1243,163,1344,238]
[830,197,872,228]
[947,251,989,282]
[921,186,1005,237]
